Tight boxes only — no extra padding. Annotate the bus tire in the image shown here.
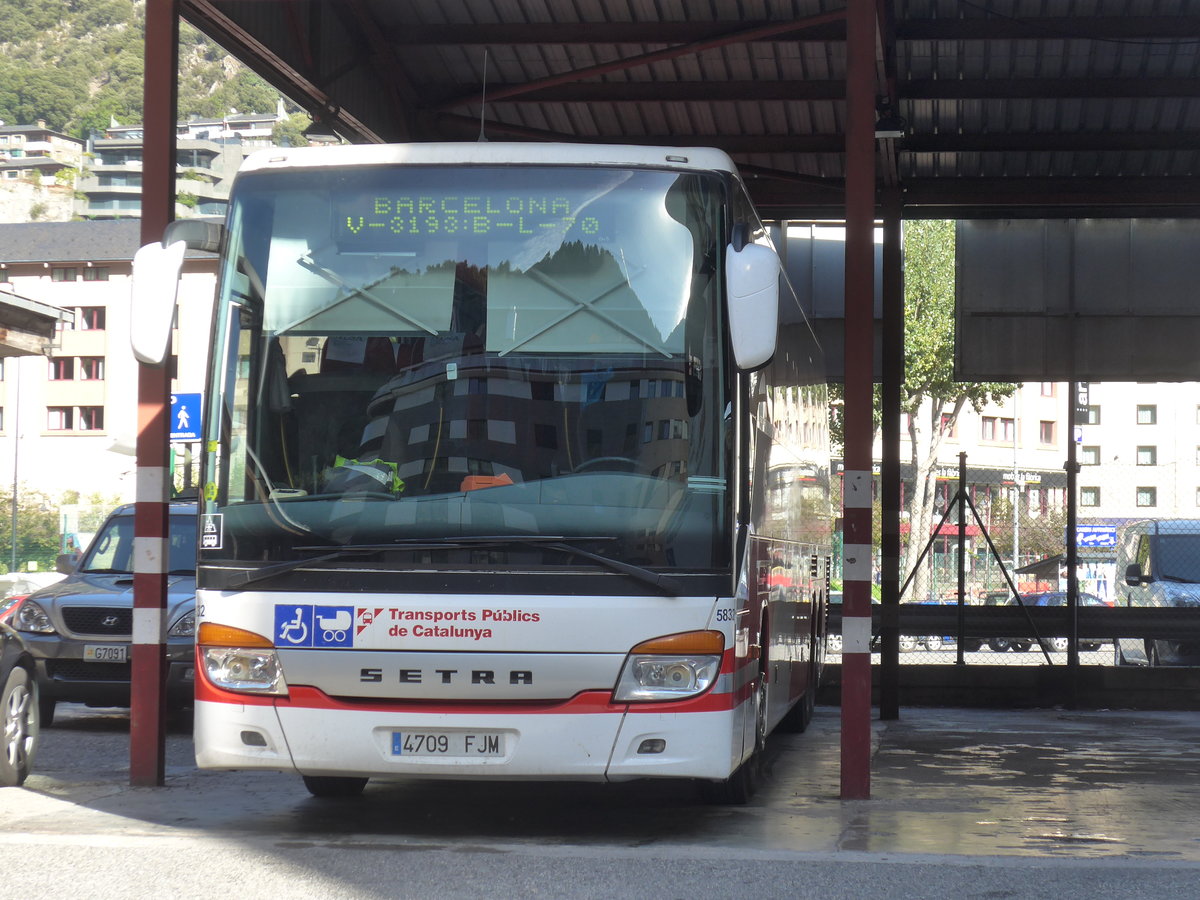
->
[777,688,815,734]
[699,756,758,805]
[302,775,368,798]
[777,657,817,734]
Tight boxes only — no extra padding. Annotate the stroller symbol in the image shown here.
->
[317,609,351,643]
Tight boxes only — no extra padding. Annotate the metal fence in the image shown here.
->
[832,418,1200,667]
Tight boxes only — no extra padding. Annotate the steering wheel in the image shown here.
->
[572,456,638,474]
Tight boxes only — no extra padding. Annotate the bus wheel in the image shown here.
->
[699,756,757,805]
[777,657,817,734]
[700,663,765,805]
[303,775,368,798]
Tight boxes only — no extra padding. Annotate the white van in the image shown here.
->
[1114,518,1200,665]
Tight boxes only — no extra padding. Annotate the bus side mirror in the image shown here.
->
[1124,563,1146,586]
[725,242,779,370]
[129,219,224,366]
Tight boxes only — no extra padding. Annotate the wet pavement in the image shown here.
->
[3,703,1200,896]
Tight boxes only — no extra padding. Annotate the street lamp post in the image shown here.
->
[9,357,19,574]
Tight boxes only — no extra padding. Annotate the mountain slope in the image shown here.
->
[0,0,284,136]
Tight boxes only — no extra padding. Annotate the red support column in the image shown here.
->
[841,0,878,800]
[879,190,903,720]
[131,0,179,787]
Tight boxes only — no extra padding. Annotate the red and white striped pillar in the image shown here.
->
[840,0,878,800]
[131,0,179,787]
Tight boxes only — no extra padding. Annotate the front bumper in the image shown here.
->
[22,633,195,707]
[195,693,740,782]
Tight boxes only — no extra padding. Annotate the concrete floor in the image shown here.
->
[4,703,1199,860]
[3,702,1200,899]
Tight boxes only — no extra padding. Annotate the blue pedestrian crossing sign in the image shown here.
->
[170,393,201,442]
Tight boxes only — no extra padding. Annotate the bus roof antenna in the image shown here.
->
[478,48,489,142]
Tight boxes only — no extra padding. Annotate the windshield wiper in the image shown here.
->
[216,537,683,595]
[450,535,684,596]
[220,544,413,588]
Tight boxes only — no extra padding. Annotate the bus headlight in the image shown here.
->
[613,630,723,702]
[202,647,286,695]
[198,622,287,696]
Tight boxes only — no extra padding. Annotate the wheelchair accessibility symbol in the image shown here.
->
[273,605,354,648]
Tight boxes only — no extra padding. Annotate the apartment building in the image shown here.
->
[79,134,245,219]
[0,122,85,182]
[0,221,215,505]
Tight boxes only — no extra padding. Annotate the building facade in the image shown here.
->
[0,221,215,510]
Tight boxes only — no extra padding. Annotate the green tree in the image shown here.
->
[0,488,62,574]
[272,111,312,147]
[900,220,1017,600]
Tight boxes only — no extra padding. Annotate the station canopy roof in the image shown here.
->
[182,0,1200,220]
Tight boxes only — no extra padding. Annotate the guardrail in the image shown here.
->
[827,605,1200,642]
[820,604,1200,709]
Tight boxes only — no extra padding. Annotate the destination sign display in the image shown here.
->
[338,194,601,243]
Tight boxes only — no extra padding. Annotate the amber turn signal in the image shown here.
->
[198,621,275,648]
[629,630,724,655]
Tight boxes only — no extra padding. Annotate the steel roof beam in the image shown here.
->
[439,81,847,103]
[391,16,1200,45]
[330,0,426,140]
[903,177,1200,207]
[902,77,1200,100]
[442,76,1200,105]
[181,0,383,143]
[903,132,1200,153]
[392,21,847,45]
[435,10,846,111]
[896,16,1200,41]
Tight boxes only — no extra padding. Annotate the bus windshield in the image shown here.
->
[203,164,731,571]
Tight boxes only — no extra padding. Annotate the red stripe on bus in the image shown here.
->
[195,647,748,713]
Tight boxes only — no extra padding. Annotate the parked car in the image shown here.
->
[1022,591,1108,652]
[829,592,938,653]
[11,502,197,725]
[1114,518,1200,666]
[0,573,67,628]
[0,572,64,601]
[984,591,1106,652]
[1,621,39,786]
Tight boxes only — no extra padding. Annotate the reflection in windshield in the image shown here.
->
[206,165,730,571]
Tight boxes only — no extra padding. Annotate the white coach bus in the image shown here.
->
[131,142,833,802]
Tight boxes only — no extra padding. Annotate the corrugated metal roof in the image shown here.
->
[0,221,213,264]
[180,0,1200,218]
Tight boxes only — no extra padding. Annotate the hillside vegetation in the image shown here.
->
[0,0,285,136]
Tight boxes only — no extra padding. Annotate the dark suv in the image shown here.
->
[10,502,197,724]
